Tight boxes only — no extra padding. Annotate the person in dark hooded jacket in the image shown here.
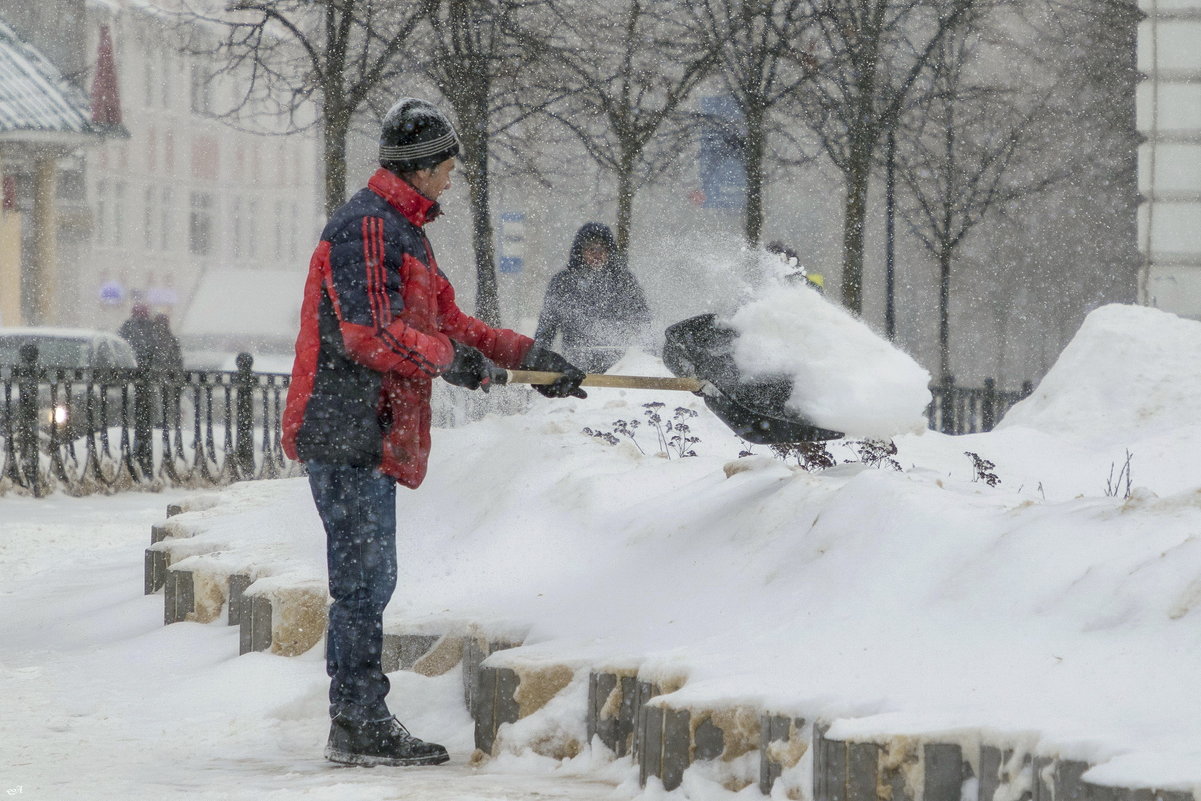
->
[534,223,652,374]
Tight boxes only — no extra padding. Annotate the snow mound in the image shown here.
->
[725,280,931,439]
[998,304,1201,443]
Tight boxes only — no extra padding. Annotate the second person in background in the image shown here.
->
[534,222,653,374]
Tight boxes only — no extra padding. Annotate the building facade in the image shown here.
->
[0,0,322,353]
[82,0,322,349]
[1139,0,1201,318]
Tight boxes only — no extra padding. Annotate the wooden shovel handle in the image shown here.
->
[504,369,706,393]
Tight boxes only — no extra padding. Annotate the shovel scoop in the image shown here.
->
[501,314,842,445]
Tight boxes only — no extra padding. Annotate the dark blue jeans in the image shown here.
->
[306,461,397,723]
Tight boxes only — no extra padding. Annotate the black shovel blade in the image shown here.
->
[663,313,843,444]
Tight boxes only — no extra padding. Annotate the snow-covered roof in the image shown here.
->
[0,17,101,141]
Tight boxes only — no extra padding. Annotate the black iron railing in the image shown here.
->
[0,345,298,497]
[927,375,1033,436]
[1,342,1032,496]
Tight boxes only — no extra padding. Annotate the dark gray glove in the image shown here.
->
[442,341,507,392]
[521,344,588,399]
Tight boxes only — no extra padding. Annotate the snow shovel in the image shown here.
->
[501,314,842,444]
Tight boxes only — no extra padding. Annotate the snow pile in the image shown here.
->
[999,303,1201,443]
[13,303,1201,798]
[725,266,931,438]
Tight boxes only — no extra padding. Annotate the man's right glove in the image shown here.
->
[521,343,588,399]
[442,341,507,392]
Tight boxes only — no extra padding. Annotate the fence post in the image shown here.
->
[982,377,997,432]
[15,343,41,495]
[235,353,255,477]
[132,366,154,477]
[939,374,956,434]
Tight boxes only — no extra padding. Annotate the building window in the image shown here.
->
[112,181,126,248]
[143,47,156,108]
[291,202,301,260]
[190,62,211,116]
[246,199,258,259]
[189,191,212,255]
[160,187,173,251]
[144,186,154,250]
[231,196,244,258]
[274,200,284,258]
[160,49,172,109]
[96,179,109,247]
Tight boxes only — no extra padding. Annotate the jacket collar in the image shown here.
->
[367,168,442,227]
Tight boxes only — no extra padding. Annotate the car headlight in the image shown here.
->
[45,404,69,427]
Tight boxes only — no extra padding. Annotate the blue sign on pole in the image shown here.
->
[498,211,525,274]
[697,95,746,210]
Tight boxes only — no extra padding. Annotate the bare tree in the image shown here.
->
[895,27,1070,379]
[193,0,435,214]
[414,0,556,325]
[684,0,816,246]
[538,0,717,258]
[797,0,983,314]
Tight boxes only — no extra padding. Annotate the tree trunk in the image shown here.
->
[615,153,636,260]
[461,122,500,326]
[938,242,952,379]
[322,107,350,217]
[743,102,767,246]
[840,148,871,314]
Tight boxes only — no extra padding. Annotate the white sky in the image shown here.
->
[4,301,1201,799]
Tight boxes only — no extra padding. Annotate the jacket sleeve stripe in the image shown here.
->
[372,217,391,325]
[362,216,388,327]
[377,327,442,377]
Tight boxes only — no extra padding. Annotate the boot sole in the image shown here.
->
[325,744,450,767]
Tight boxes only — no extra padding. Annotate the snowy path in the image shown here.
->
[0,490,631,801]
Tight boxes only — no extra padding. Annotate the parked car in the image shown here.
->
[0,327,139,439]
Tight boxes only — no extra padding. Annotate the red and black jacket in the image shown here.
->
[282,168,534,488]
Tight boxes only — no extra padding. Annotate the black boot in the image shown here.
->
[325,715,450,767]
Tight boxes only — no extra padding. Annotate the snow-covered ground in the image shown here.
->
[5,302,1201,799]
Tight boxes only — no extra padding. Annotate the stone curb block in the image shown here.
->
[637,699,760,793]
[239,594,273,655]
[163,567,194,624]
[144,523,176,595]
[144,511,196,595]
[978,742,1036,801]
[1034,756,1090,801]
[760,713,807,796]
[164,565,231,625]
[474,664,522,755]
[462,635,523,712]
[381,631,468,677]
[227,574,252,627]
[473,661,576,757]
[238,585,328,657]
[814,726,981,801]
[587,669,643,757]
[145,546,170,595]
[1083,782,1194,801]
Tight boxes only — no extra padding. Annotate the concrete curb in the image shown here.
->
[638,698,760,792]
[238,583,328,657]
[140,508,1201,799]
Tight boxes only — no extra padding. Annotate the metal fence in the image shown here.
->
[927,376,1033,436]
[0,343,1031,496]
[0,348,296,497]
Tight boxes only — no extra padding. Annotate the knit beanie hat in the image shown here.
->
[379,97,461,173]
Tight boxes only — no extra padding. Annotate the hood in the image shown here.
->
[567,223,621,271]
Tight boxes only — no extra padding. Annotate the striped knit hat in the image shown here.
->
[379,98,461,173]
